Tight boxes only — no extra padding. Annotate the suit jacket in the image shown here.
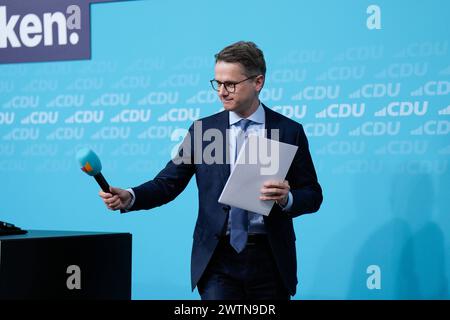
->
[129,104,323,296]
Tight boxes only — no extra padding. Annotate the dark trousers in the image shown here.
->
[197,235,290,300]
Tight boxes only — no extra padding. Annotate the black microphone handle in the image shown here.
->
[94,172,110,193]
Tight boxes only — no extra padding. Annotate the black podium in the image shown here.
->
[0,230,132,299]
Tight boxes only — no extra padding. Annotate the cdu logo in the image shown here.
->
[0,0,128,64]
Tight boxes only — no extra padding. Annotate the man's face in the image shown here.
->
[214,61,264,116]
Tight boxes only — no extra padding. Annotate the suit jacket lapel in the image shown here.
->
[214,110,230,188]
[263,103,280,140]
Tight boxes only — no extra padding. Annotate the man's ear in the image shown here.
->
[255,74,265,92]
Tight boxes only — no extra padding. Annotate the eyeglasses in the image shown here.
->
[210,75,259,93]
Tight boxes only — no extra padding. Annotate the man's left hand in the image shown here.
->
[260,180,290,206]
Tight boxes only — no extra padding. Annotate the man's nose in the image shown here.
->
[218,84,228,96]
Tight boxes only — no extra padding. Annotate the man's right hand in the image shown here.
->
[99,186,132,211]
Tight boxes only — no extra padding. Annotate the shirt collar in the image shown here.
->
[229,102,265,127]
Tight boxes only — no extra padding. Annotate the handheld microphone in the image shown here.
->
[76,148,110,193]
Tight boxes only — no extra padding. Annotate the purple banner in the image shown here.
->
[0,0,129,64]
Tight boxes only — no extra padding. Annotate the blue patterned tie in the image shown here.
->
[230,118,252,253]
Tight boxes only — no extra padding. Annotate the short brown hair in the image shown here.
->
[215,41,266,76]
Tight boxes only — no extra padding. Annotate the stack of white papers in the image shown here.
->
[218,135,298,216]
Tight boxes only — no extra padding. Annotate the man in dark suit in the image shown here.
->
[100,41,322,300]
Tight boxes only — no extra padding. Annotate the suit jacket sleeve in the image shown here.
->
[285,124,323,218]
[128,124,196,211]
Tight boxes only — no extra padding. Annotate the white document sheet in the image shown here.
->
[218,135,298,216]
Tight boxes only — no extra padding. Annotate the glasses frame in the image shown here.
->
[210,75,259,93]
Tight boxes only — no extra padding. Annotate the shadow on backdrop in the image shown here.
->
[347,169,448,299]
